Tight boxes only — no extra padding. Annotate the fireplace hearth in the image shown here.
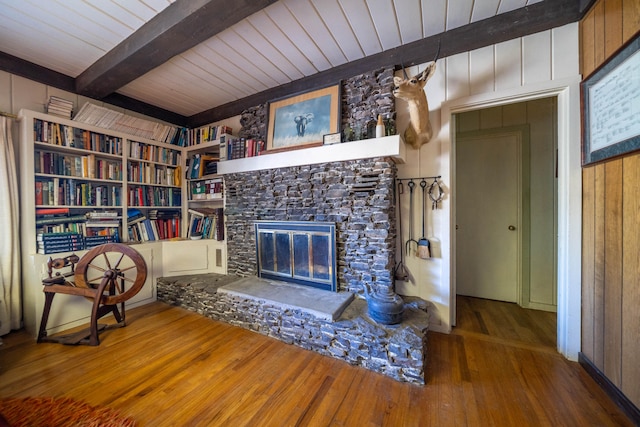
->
[156,273,430,384]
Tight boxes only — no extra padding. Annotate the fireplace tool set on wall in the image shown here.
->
[395,176,443,268]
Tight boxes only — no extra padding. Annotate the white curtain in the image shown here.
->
[0,116,21,337]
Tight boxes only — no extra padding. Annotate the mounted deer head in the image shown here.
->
[393,61,437,149]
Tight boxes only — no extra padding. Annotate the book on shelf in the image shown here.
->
[127,208,180,242]
[38,242,84,255]
[73,102,183,145]
[33,119,123,155]
[84,234,119,249]
[223,138,266,160]
[46,96,73,119]
[188,154,219,179]
[37,231,84,243]
[187,207,224,240]
[36,178,122,207]
[35,213,87,225]
[188,125,233,146]
[35,207,70,216]
[190,178,223,200]
[128,186,181,207]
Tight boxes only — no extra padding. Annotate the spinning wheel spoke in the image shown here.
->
[112,252,126,270]
[74,243,148,306]
[86,263,107,274]
[117,265,136,274]
[101,252,113,270]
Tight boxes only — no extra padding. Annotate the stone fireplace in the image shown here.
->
[225,157,397,296]
[156,66,430,384]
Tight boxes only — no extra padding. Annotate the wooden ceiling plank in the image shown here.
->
[84,0,149,34]
[258,3,322,76]
[232,19,306,81]
[216,30,291,86]
[498,0,528,14]
[75,0,279,98]
[282,0,344,69]
[367,0,403,50]
[422,0,447,37]
[447,0,474,30]
[202,36,279,90]
[472,0,501,22]
[312,0,365,62]
[189,44,265,94]
[256,3,331,75]
[393,0,425,44]
[340,0,383,56]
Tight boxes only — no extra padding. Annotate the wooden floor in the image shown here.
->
[0,297,633,426]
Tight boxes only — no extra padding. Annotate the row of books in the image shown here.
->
[186,154,218,179]
[127,162,180,186]
[190,178,223,200]
[187,126,233,146]
[220,138,266,160]
[46,96,73,119]
[187,207,224,241]
[127,186,181,207]
[36,151,122,181]
[36,232,120,254]
[36,179,122,207]
[74,103,184,145]
[34,119,123,155]
[36,210,121,253]
[129,140,182,165]
[127,209,181,242]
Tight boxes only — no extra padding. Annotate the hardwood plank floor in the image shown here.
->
[0,299,633,426]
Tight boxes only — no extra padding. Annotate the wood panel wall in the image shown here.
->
[580,0,640,408]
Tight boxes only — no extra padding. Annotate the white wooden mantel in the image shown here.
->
[217,135,406,175]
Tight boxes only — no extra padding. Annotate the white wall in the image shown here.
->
[394,23,581,346]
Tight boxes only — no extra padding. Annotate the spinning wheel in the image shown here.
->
[75,244,147,305]
[37,243,147,346]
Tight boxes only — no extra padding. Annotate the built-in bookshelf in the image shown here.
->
[20,110,188,256]
[183,126,231,241]
[19,109,228,338]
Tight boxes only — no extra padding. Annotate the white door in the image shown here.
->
[456,130,524,302]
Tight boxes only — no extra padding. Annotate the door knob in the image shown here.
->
[508,225,516,231]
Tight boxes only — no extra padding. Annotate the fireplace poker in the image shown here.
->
[405,180,419,256]
[394,181,409,281]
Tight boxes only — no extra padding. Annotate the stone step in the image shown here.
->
[218,276,354,321]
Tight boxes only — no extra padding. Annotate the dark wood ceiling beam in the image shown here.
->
[0,51,75,93]
[75,0,278,99]
[188,0,581,127]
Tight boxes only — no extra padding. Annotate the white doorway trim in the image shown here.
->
[440,76,582,360]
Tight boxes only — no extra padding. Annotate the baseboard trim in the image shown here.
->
[579,352,640,424]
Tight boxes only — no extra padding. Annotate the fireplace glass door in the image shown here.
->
[255,221,337,291]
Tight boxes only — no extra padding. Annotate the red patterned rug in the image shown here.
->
[0,397,136,427]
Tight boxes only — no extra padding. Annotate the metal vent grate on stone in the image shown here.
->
[351,172,381,194]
